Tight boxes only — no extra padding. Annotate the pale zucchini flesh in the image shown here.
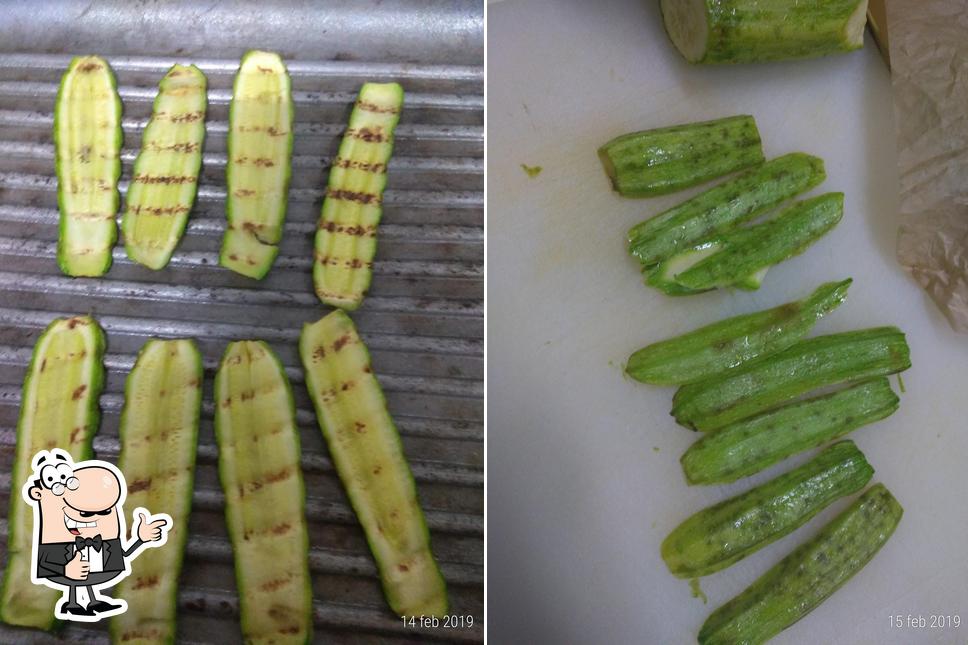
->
[55,56,122,277]
[110,339,202,645]
[699,483,902,645]
[598,115,764,197]
[123,65,207,270]
[662,0,869,65]
[220,51,293,279]
[299,310,447,616]
[0,316,106,630]
[314,83,404,310]
[214,341,312,644]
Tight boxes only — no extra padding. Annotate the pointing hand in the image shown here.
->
[136,510,170,543]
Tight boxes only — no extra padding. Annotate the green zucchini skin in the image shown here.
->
[299,310,448,617]
[671,192,844,291]
[214,341,312,644]
[673,326,911,432]
[110,339,202,645]
[314,82,404,310]
[598,115,764,197]
[682,378,898,485]
[123,65,208,271]
[55,56,123,277]
[661,440,872,578]
[661,0,869,65]
[627,279,851,385]
[699,483,902,645]
[0,316,106,630]
[220,51,294,279]
[628,153,825,268]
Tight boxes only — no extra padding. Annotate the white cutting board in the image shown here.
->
[487,1,968,644]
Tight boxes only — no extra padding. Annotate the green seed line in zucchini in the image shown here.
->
[299,310,447,617]
[662,440,872,578]
[682,378,898,485]
[123,64,207,270]
[628,152,825,268]
[668,192,844,291]
[110,339,202,645]
[314,82,404,310]
[673,326,911,432]
[662,0,868,65]
[699,483,902,645]
[55,56,122,277]
[214,341,312,643]
[0,316,106,630]
[220,51,293,279]
[598,115,764,197]
[627,279,851,385]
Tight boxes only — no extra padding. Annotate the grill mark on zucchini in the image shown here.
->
[662,441,873,578]
[0,316,106,630]
[300,310,447,617]
[219,51,293,280]
[313,83,403,310]
[673,327,911,432]
[110,339,202,645]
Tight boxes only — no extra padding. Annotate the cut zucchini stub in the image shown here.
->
[0,316,106,630]
[299,310,448,617]
[55,56,122,277]
[110,339,202,645]
[661,0,868,65]
[598,115,764,198]
[220,51,294,279]
[314,82,404,310]
[214,341,312,643]
[123,64,208,270]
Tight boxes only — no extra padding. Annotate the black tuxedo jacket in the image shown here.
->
[35,537,143,579]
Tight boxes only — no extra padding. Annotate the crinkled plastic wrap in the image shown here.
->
[889,0,968,332]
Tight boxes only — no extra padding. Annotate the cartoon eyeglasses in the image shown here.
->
[38,460,79,496]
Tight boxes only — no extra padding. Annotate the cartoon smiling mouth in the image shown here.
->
[63,511,97,536]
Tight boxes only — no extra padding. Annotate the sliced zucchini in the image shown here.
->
[220,51,293,279]
[662,440,872,578]
[55,56,122,277]
[699,483,902,645]
[671,192,844,291]
[627,279,851,385]
[682,378,898,485]
[214,341,312,643]
[598,115,764,197]
[123,65,207,270]
[662,0,868,65]
[314,82,404,310]
[0,316,106,630]
[628,153,825,267]
[110,339,202,645]
[672,326,911,432]
[299,310,447,616]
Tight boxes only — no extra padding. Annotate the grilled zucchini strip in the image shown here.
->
[598,115,764,197]
[314,82,404,310]
[627,279,850,385]
[628,153,825,267]
[220,51,293,279]
[110,339,202,644]
[699,483,902,645]
[300,310,447,616]
[682,378,898,485]
[55,56,122,276]
[123,65,207,270]
[663,441,873,578]
[0,316,106,630]
[214,341,312,643]
[672,326,911,432]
